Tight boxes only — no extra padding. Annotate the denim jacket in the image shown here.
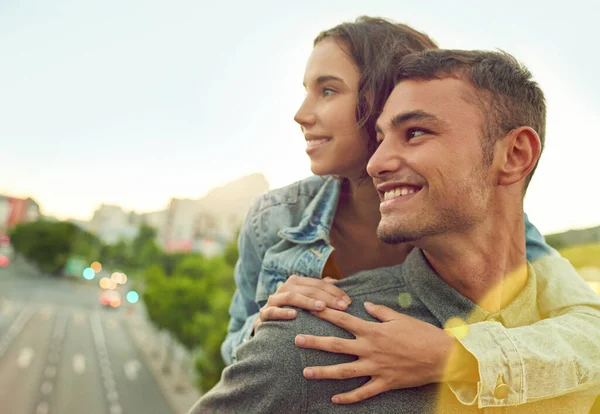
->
[221,175,600,407]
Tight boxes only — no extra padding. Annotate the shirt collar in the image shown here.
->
[278,176,340,244]
[402,249,539,327]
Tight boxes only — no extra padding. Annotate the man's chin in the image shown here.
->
[376,224,418,245]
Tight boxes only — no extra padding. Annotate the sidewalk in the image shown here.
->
[125,311,202,414]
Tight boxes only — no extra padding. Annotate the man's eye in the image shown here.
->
[408,128,427,139]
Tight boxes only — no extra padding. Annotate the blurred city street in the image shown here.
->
[0,258,191,414]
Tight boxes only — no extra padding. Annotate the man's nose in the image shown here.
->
[367,139,404,179]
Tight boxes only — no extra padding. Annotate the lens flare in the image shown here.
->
[83,268,95,280]
[126,291,139,304]
[91,261,102,273]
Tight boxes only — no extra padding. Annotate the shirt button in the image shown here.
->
[494,374,510,399]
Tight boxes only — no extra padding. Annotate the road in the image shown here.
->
[0,258,175,414]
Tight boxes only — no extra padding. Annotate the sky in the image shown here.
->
[1,0,598,234]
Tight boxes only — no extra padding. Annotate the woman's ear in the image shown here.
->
[497,126,541,187]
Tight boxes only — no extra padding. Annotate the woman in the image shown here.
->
[222,16,600,407]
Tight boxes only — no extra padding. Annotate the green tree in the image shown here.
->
[10,220,97,275]
[141,252,236,392]
[130,224,161,268]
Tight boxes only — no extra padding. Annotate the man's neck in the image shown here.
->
[417,205,528,313]
[335,176,383,230]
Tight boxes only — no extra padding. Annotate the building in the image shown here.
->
[89,204,139,245]
[0,195,41,235]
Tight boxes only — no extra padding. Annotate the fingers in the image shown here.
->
[364,302,403,323]
[310,307,368,334]
[259,306,297,322]
[282,275,351,304]
[267,290,327,311]
[331,378,385,405]
[302,361,366,380]
[295,334,360,355]
[267,276,351,312]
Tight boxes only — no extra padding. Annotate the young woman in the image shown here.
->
[222,16,600,407]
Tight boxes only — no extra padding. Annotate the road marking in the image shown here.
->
[124,359,141,381]
[107,390,119,401]
[72,353,86,374]
[17,347,35,368]
[35,401,49,414]
[45,365,57,378]
[109,404,122,414]
[39,307,53,321]
[0,307,34,358]
[0,299,12,315]
[47,351,60,364]
[91,313,122,411]
[40,380,53,395]
[73,312,85,325]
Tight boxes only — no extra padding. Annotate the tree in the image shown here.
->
[141,252,236,392]
[130,224,161,268]
[10,220,98,275]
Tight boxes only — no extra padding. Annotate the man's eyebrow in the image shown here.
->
[303,75,345,88]
[388,110,444,129]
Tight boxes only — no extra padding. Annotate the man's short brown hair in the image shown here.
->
[395,49,546,189]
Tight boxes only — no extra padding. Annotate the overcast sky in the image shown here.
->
[1,0,598,233]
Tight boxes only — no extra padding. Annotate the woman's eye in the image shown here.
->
[408,128,427,139]
[322,88,336,97]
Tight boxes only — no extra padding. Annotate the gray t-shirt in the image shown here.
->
[188,249,595,413]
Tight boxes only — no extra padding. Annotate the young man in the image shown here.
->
[187,50,599,413]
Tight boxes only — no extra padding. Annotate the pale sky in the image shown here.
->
[1,0,598,234]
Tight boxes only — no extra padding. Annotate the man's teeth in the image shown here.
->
[383,187,417,200]
[306,138,330,147]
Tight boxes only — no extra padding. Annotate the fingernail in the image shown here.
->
[296,335,305,346]
[287,310,296,317]
[364,302,374,310]
[337,300,348,309]
[304,368,314,378]
[332,396,340,404]
[343,296,352,304]
[314,300,325,309]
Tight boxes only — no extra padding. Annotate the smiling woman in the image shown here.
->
[186,16,600,413]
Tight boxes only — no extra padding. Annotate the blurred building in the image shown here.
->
[82,173,269,255]
[89,204,139,245]
[0,195,41,235]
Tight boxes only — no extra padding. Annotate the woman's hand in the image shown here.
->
[253,275,351,332]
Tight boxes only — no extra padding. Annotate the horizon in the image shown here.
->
[2,1,599,234]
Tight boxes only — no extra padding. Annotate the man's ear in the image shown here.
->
[497,127,541,186]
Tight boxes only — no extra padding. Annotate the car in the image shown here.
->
[99,290,121,309]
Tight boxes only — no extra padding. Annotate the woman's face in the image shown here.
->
[294,38,370,180]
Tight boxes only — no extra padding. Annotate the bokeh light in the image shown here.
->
[397,292,413,308]
[126,291,139,304]
[111,272,128,285]
[0,256,9,267]
[83,267,95,280]
[99,277,116,290]
[91,261,102,273]
[444,317,469,339]
[588,281,600,296]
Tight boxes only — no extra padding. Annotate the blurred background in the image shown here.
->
[1,0,599,413]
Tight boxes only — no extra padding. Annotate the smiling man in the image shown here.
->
[187,50,600,413]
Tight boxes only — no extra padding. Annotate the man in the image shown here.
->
[188,50,598,413]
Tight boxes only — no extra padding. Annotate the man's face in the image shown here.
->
[367,78,493,244]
